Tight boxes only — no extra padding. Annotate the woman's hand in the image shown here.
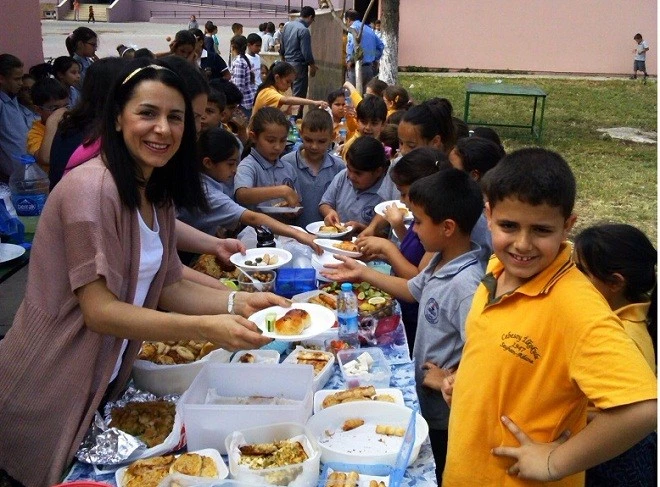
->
[215,238,246,267]
[202,314,272,351]
[321,254,364,282]
[491,416,571,481]
[233,291,291,318]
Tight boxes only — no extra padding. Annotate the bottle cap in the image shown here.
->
[18,154,36,165]
[340,282,353,292]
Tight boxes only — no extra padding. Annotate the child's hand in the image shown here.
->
[320,254,364,282]
[491,416,571,481]
[382,203,405,227]
[440,371,456,407]
[345,105,357,119]
[315,100,329,110]
[421,362,454,392]
[346,220,366,233]
[282,186,301,207]
[324,210,341,227]
[230,109,248,129]
[355,236,395,259]
[299,232,323,255]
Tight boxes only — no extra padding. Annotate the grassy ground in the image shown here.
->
[399,74,658,243]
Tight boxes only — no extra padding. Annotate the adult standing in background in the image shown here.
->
[188,15,199,30]
[73,0,80,21]
[279,6,317,114]
[345,9,384,94]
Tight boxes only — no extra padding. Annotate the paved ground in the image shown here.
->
[42,19,261,60]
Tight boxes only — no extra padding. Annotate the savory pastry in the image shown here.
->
[296,350,331,375]
[273,200,290,207]
[342,418,365,431]
[333,241,359,253]
[373,394,396,403]
[274,308,311,335]
[122,453,217,486]
[369,481,387,487]
[170,453,203,475]
[138,340,218,365]
[192,254,223,279]
[319,225,339,233]
[326,471,359,487]
[239,352,255,363]
[238,440,308,469]
[322,386,377,409]
[375,424,405,437]
[110,400,175,448]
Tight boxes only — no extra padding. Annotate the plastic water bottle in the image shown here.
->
[288,116,300,143]
[9,155,49,234]
[334,118,347,156]
[337,282,360,348]
[344,88,352,107]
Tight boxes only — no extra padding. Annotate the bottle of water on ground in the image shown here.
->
[337,282,360,348]
[9,155,49,234]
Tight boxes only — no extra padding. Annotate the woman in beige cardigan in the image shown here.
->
[0,60,286,486]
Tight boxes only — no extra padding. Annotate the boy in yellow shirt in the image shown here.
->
[26,78,69,173]
[441,148,657,486]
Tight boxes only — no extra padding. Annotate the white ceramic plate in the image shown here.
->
[306,402,429,467]
[248,302,336,341]
[257,202,303,214]
[0,243,26,264]
[229,248,292,271]
[306,221,353,238]
[374,200,413,221]
[114,448,228,486]
[314,388,405,414]
[313,239,362,258]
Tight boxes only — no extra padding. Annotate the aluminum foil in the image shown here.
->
[75,385,178,465]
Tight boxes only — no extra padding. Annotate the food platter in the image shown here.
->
[306,401,428,467]
[248,302,336,341]
[313,239,362,258]
[0,243,26,264]
[374,200,413,221]
[229,248,292,271]
[305,221,353,238]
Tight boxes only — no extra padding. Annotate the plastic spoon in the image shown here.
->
[237,267,264,292]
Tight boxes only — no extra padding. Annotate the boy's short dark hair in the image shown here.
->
[301,108,333,133]
[345,9,361,21]
[0,53,23,77]
[356,95,387,123]
[231,23,243,33]
[634,33,643,39]
[481,148,576,219]
[209,79,243,105]
[207,88,227,111]
[300,6,316,18]
[31,77,68,106]
[327,88,345,104]
[409,168,484,234]
[247,33,262,45]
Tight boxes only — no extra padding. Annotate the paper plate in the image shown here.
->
[248,302,336,341]
[0,243,26,264]
[306,402,428,468]
[229,248,292,271]
[313,239,362,258]
[306,221,353,238]
[374,200,413,221]
[257,203,303,214]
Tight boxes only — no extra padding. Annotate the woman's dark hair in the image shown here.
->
[52,56,81,81]
[402,97,455,153]
[257,61,295,96]
[574,224,657,357]
[390,147,450,186]
[384,85,410,110]
[59,57,128,138]
[231,35,254,84]
[365,78,388,97]
[346,136,388,172]
[101,60,206,212]
[453,136,505,179]
[198,127,240,163]
[65,27,97,56]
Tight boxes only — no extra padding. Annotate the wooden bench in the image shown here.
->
[463,82,547,142]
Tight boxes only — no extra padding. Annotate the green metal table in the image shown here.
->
[463,83,547,141]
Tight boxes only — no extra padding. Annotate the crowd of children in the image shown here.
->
[0,19,656,487]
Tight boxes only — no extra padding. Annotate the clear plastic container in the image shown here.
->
[337,347,391,388]
[337,283,360,348]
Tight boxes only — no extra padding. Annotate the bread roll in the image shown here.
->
[274,309,311,335]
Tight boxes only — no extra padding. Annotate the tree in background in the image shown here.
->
[378,0,399,85]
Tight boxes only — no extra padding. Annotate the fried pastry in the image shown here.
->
[375,424,405,436]
[342,418,365,431]
[333,241,358,252]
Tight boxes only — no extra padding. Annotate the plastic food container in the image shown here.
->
[319,463,391,486]
[238,270,276,293]
[180,363,314,454]
[131,348,233,396]
[283,346,335,392]
[225,422,321,487]
[306,402,429,469]
[337,347,391,388]
[275,268,317,298]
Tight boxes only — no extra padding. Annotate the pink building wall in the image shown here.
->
[398,0,656,75]
[0,0,44,69]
